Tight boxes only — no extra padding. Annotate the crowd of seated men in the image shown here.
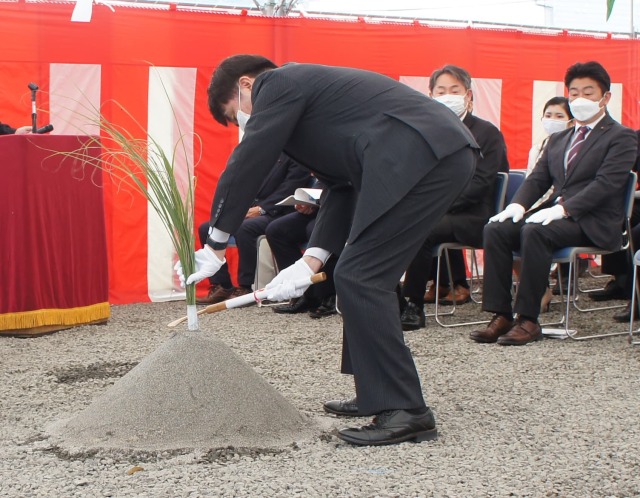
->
[196,60,639,335]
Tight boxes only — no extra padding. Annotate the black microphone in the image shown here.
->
[28,82,39,92]
[35,124,54,134]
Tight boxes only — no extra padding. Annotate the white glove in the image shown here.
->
[174,248,225,287]
[265,259,314,302]
[489,203,526,223]
[525,204,566,226]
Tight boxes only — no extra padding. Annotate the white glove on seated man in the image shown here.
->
[265,258,314,302]
[489,203,525,223]
[174,247,226,287]
[525,204,566,226]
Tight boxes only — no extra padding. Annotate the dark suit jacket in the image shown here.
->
[447,113,509,247]
[250,153,310,217]
[0,122,15,135]
[513,114,638,251]
[209,63,478,255]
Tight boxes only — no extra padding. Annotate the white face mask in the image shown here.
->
[569,97,603,122]
[541,118,570,135]
[237,84,251,132]
[433,94,467,117]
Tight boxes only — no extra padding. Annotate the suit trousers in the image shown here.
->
[335,143,476,416]
[482,216,592,320]
[265,212,337,299]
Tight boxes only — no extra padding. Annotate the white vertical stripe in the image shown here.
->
[49,63,101,135]
[608,83,623,123]
[399,76,431,96]
[532,80,565,147]
[147,66,197,302]
[470,78,502,129]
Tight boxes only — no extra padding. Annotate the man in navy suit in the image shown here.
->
[471,61,638,346]
[176,55,479,446]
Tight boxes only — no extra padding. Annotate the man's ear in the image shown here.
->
[238,75,254,90]
[601,91,612,107]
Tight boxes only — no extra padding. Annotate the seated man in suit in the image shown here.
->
[471,61,638,346]
[400,64,509,330]
[197,153,309,304]
[266,199,338,318]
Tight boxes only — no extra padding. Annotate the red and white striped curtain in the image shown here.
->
[1,2,638,304]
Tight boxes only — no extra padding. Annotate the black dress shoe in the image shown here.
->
[323,397,359,416]
[273,295,318,314]
[400,302,425,331]
[590,280,628,302]
[337,408,437,446]
[613,301,639,322]
[309,295,337,319]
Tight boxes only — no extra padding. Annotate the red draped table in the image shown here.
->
[0,135,109,336]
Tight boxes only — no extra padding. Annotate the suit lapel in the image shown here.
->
[564,114,613,181]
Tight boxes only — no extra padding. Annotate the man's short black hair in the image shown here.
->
[428,64,472,93]
[207,54,278,126]
[564,61,611,94]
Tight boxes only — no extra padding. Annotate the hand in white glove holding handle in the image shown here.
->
[525,204,566,226]
[174,247,225,287]
[489,203,526,223]
[265,258,314,302]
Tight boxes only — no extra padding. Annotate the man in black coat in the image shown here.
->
[471,61,638,346]
[196,153,309,303]
[176,55,479,446]
[400,64,509,330]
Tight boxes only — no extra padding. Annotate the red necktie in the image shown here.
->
[566,126,589,171]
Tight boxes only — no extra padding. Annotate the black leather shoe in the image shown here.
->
[337,408,437,446]
[309,295,337,319]
[273,295,318,314]
[590,280,628,301]
[400,302,425,331]
[613,301,639,322]
[323,397,359,416]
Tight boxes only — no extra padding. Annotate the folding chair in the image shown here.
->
[431,171,510,327]
[628,249,640,346]
[539,171,637,340]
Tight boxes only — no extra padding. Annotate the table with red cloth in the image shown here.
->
[0,135,109,336]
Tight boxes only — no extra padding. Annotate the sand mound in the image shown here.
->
[48,331,316,451]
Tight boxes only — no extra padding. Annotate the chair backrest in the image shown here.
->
[506,170,527,205]
[623,170,637,220]
[621,170,637,251]
[494,172,508,214]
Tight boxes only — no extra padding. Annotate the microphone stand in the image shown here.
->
[28,82,39,133]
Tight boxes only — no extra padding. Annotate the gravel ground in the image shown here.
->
[1,283,640,497]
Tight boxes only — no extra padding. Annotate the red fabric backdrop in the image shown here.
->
[1,2,638,303]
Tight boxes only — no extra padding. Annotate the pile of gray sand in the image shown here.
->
[48,331,317,452]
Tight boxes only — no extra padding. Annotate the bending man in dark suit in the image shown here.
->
[196,153,309,303]
[400,64,509,330]
[176,55,478,446]
[471,61,638,346]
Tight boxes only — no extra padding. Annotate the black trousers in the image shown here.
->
[198,216,274,289]
[481,216,592,320]
[335,139,476,416]
[265,211,337,299]
[402,213,481,305]
[599,203,640,292]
